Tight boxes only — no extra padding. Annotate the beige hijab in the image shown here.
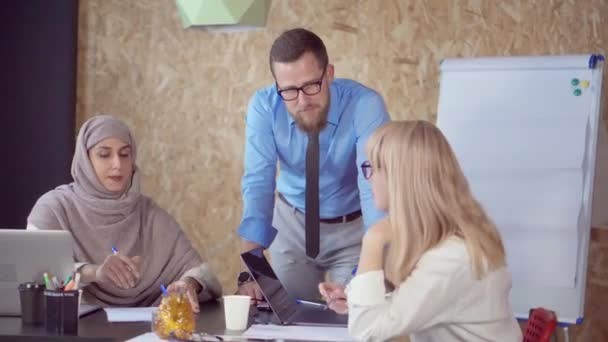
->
[28,115,203,306]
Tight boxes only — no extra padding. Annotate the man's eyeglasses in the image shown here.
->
[276,66,327,101]
[361,161,373,180]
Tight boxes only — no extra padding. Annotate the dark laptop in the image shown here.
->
[240,248,348,327]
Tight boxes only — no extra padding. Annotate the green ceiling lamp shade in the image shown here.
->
[176,0,271,32]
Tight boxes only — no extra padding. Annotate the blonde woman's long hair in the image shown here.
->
[366,120,506,286]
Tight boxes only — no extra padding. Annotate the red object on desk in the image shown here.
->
[523,307,558,342]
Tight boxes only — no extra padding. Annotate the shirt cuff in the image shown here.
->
[237,217,278,248]
[346,270,386,306]
[74,262,88,272]
[180,263,223,302]
[74,263,91,286]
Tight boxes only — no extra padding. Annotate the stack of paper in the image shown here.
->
[437,64,595,288]
[243,324,353,341]
[104,307,157,322]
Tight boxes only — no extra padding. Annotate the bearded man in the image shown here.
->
[237,28,390,302]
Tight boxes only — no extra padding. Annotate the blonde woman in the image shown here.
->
[320,121,521,341]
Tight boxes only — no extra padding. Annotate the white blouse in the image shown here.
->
[346,237,522,342]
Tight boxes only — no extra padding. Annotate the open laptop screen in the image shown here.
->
[0,229,74,316]
[240,248,297,322]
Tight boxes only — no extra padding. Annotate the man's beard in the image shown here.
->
[291,99,330,134]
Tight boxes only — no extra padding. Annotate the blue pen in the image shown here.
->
[160,284,169,296]
[351,266,358,276]
[295,299,328,310]
[111,246,118,255]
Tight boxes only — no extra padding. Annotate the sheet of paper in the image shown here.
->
[435,54,601,321]
[243,324,353,341]
[104,307,157,322]
[438,117,588,170]
[463,168,583,230]
[127,332,163,342]
[437,68,594,122]
[127,332,229,342]
[127,332,251,342]
[79,303,102,317]
[502,229,579,288]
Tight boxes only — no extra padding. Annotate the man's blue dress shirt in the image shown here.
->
[238,78,390,248]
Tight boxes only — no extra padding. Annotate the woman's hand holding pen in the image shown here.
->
[95,253,142,289]
[319,282,349,315]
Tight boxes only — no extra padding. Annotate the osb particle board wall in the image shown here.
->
[77,1,607,340]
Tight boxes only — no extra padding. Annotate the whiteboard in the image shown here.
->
[436,54,605,323]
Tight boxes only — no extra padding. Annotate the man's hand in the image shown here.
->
[239,239,265,304]
[238,280,264,304]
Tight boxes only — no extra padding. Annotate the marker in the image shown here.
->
[64,274,73,286]
[587,54,604,69]
[160,284,169,296]
[295,299,328,310]
[351,266,358,276]
[589,55,597,69]
[43,272,54,290]
[64,279,75,291]
[51,276,60,289]
[111,246,118,255]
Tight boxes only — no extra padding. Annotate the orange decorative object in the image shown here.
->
[153,292,196,340]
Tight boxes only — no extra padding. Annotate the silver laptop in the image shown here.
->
[0,229,74,316]
[240,248,348,327]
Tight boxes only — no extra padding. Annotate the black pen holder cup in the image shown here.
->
[18,282,45,325]
[44,289,79,335]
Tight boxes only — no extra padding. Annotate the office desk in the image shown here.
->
[0,300,302,341]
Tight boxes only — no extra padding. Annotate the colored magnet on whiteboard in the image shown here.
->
[571,78,580,86]
[581,80,590,89]
[573,88,582,96]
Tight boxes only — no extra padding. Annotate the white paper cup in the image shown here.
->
[223,295,251,331]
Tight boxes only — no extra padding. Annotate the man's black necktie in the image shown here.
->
[305,131,320,258]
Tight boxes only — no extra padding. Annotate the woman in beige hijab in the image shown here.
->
[27,115,221,311]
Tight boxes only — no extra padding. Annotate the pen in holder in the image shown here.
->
[44,289,79,334]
